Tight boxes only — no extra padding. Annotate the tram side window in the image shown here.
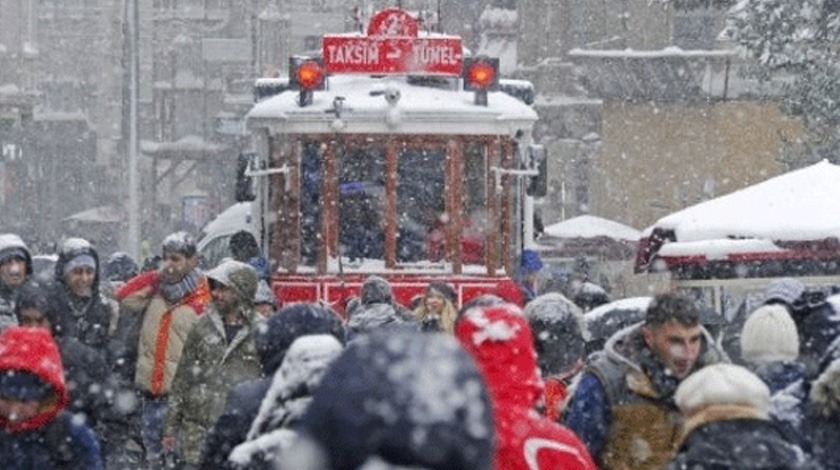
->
[300,142,322,266]
[397,148,445,262]
[464,143,487,264]
[338,146,386,262]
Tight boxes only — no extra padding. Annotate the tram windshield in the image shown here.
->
[295,137,494,271]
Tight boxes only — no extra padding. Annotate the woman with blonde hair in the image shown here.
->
[414,282,458,334]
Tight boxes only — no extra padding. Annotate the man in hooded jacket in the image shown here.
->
[0,326,103,469]
[563,292,726,470]
[47,238,115,350]
[291,328,495,470]
[198,302,345,470]
[0,234,33,332]
[455,303,597,470]
[163,259,263,467]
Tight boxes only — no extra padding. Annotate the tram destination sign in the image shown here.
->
[322,8,463,76]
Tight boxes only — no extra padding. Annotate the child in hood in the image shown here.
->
[0,326,103,469]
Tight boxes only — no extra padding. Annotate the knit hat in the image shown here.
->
[740,304,799,363]
[104,252,139,282]
[675,363,770,418]
[763,278,805,307]
[0,370,51,401]
[426,282,456,305]
[206,259,259,306]
[523,292,585,376]
[63,254,96,275]
[253,280,276,307]
[519,249,543,274]
[359,275,393,305]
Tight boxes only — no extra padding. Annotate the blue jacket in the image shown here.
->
[0,412,103,470]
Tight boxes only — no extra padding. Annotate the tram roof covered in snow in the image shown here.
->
[247,74,538,136]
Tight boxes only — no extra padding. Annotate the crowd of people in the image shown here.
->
[0,230,839,469]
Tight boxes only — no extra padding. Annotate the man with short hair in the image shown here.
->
[0,234,33,331]
[116,232,210,469]
[163,259,262,467]
[563,292,725,470]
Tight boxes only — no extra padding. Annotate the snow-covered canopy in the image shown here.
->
[247,74,537,136]
[543,215,641,241]
[644,160,840,242]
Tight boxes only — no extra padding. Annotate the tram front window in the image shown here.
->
[338,146,385,262]
[397,148,445,262]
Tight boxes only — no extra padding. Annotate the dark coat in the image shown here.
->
[0,412,103,470]
[801,357,840,469]
[198,303,345,469]
[664,418,817,470]
[225,335,343,469]
[47,242,112,348]
[294,328,494,470]
[794,299,840,380]
[0,327,102,469]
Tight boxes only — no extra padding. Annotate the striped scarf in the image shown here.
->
[159,267,201,304]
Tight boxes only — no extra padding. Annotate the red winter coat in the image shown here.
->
[0,327,70,433]
[456,305,597,470]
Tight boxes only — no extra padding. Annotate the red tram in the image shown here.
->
[243,9,542,313]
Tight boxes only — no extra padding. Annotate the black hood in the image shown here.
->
[53,238,101,297]
[253,303,345,375]
[297,329,494,470]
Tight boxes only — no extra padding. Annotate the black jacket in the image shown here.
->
[665,418,818,470]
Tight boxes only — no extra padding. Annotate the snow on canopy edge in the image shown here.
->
[543,214,641,241]
[640,160,840,243]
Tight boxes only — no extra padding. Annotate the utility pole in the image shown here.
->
[127,0,140,259]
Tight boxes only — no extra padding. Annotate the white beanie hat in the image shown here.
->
[675,363,770,417]
[740,304,799,363]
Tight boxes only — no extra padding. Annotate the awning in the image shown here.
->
[63,205,122,223]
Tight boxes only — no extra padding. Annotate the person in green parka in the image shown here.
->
[163,259,263,468]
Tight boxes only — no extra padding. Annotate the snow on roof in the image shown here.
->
[247,74,537,136]
[569,46,736,59]
[645,160,840,243]
[198,202,255,246]
[543,215,641,241]
[657,239,786,260]
[585,296,652,323]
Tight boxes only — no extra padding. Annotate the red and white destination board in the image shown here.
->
[322,8,463,76]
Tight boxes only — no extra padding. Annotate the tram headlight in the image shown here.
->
[462,56,499,106]
[289,56,326,107]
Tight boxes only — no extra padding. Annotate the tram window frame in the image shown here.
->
[276,134,515,275]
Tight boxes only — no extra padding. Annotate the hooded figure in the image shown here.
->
[289,328,495,470]
[47,238,114,349]
[456,304,597,470]
[227,335,343,468]
[163,260,262,466]
[523,292,587,421]
[199,303,345,470]
[345,302,406,341]
[515,249,543,303]
[804,357,840,469]
[15,281,111,429]
[0,234,33,332]
[358,275,414,321]
[664,363,816,470]
[0,327,103,469]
